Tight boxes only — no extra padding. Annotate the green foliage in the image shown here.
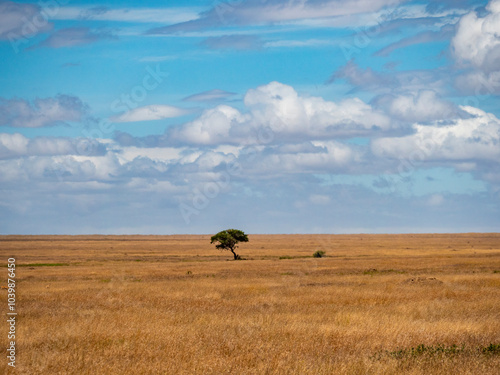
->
[313,250,326,258]
[482,343,500,354]
[210,229,249,260]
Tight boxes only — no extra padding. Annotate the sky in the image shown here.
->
[0,0,499,234]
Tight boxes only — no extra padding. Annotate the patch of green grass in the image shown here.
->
[482,343,500,354]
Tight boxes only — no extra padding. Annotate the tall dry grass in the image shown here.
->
[0,234,499,374]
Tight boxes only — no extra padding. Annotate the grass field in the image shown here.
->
[1,233,500,374]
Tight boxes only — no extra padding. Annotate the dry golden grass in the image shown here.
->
[1,233,499,374]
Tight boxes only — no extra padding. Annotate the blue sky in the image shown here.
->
[0,0,499,234]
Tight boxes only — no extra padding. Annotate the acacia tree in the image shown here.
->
[210,229,249,260]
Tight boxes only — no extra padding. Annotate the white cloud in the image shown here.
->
[54,6,201,24]
[110,105,191,123]
[245,81,391,136]
[0,133,28,157]
[169,105,247,145]
[0,1,52,40]
[452,0,500,70]
[169,81,392,145]
[115,146,185,164]
[236,0,403,23]
[244,140,360,176]
[0,133,106,159]
[149,0,404,34]
[0,95,88,128]
[375,90,457,123]
[372,106,500,162]
[455,70,500,95]
[451,0,500,93]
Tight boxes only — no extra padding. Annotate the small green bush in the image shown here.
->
[313,250,326,258]
[482,343,500,354]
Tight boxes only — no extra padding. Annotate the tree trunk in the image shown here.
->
[230,248,239,260]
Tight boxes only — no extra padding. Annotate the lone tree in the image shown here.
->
[210,229,249,260]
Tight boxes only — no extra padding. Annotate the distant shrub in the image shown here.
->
[313,250,326,258]
[388,344,463,359]
[373,343,500,362]
[482,343,500,354]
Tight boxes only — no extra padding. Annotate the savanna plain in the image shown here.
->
[1,233,499,374]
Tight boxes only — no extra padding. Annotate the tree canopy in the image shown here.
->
[210,229,249,260]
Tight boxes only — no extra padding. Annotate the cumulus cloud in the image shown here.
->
[1,102,500,233]
[451,0,500,93]
[372,106,500,162]
[245,81,392,136]
[170,81,391,145]
[251,141,360,175]
[0,133,28,158]
[0,95,88,128]
[0,133,106,159]
[455,70,500,95]
[452,0,500,71]
[110,105,191,123]
[372,90,459,123]
[169,105,247,145]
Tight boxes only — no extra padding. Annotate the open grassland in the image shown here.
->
[1,233,500,374]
